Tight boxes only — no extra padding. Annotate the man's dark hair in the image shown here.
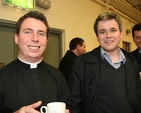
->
[132,23,141,37]
[15,10,50,37]
[69,37,84,50]
[93,12,122,36]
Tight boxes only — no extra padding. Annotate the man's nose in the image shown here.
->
[32,33,39,42]
[106,31,112,38]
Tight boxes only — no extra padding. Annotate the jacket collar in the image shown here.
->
[84,46,135,83]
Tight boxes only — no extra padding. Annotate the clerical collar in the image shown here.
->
[18,57,42,69]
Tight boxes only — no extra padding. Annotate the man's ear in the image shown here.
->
[76,44,81,50]
[96,35,99,41]
[14,33,18,45]
[120,31,123,39]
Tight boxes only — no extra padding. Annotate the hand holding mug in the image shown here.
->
[14,101,42,113]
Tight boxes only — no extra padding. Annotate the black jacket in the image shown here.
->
[58,50,77,82]
[130,48,141,72]
[69,46,141,113]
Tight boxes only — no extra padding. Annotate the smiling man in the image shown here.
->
[0,11,70,113]
[68,12,141,113]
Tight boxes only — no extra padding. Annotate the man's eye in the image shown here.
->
[39,32,45,36]
[136,36,141,39]
[99,31,105,34]
[111,29,117,32]
[25,31,31,34]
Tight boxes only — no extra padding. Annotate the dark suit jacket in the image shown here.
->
[58,50,77,82]
[69,46,141,113]
[130,48,141,72]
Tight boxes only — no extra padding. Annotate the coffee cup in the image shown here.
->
[40,102,66,113]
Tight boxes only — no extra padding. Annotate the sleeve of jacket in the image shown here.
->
[68,57,83,113]
[136,65,141,110]
[132,57,141,112]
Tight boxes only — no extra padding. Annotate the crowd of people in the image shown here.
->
[0,10,141,113]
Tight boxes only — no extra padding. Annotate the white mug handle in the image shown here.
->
[40,106,47,113]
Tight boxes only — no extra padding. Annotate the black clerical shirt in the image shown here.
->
[0,59,70,113]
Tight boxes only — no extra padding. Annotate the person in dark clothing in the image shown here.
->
[0,10,70,113]
[58,37,86,82]
[68,12,141,113]
[130,23,141,78]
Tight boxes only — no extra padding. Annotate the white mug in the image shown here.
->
[40,102,66,113]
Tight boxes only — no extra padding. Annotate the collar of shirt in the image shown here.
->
[100,47,126,68]
[18,57,42,69]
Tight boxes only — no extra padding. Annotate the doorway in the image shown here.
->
[43,31,62,68]
[0,22,15,66]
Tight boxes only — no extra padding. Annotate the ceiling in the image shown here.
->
[126,0,141,11]
[96,0,141,23]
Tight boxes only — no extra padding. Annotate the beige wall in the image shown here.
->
[0,0,137,54]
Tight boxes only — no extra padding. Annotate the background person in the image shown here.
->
[58,37,86,82]
[0,10,70,113]
[130,23,141,78]
[68,12,141,113]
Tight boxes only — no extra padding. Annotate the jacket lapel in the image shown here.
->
[85,47,101,83]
